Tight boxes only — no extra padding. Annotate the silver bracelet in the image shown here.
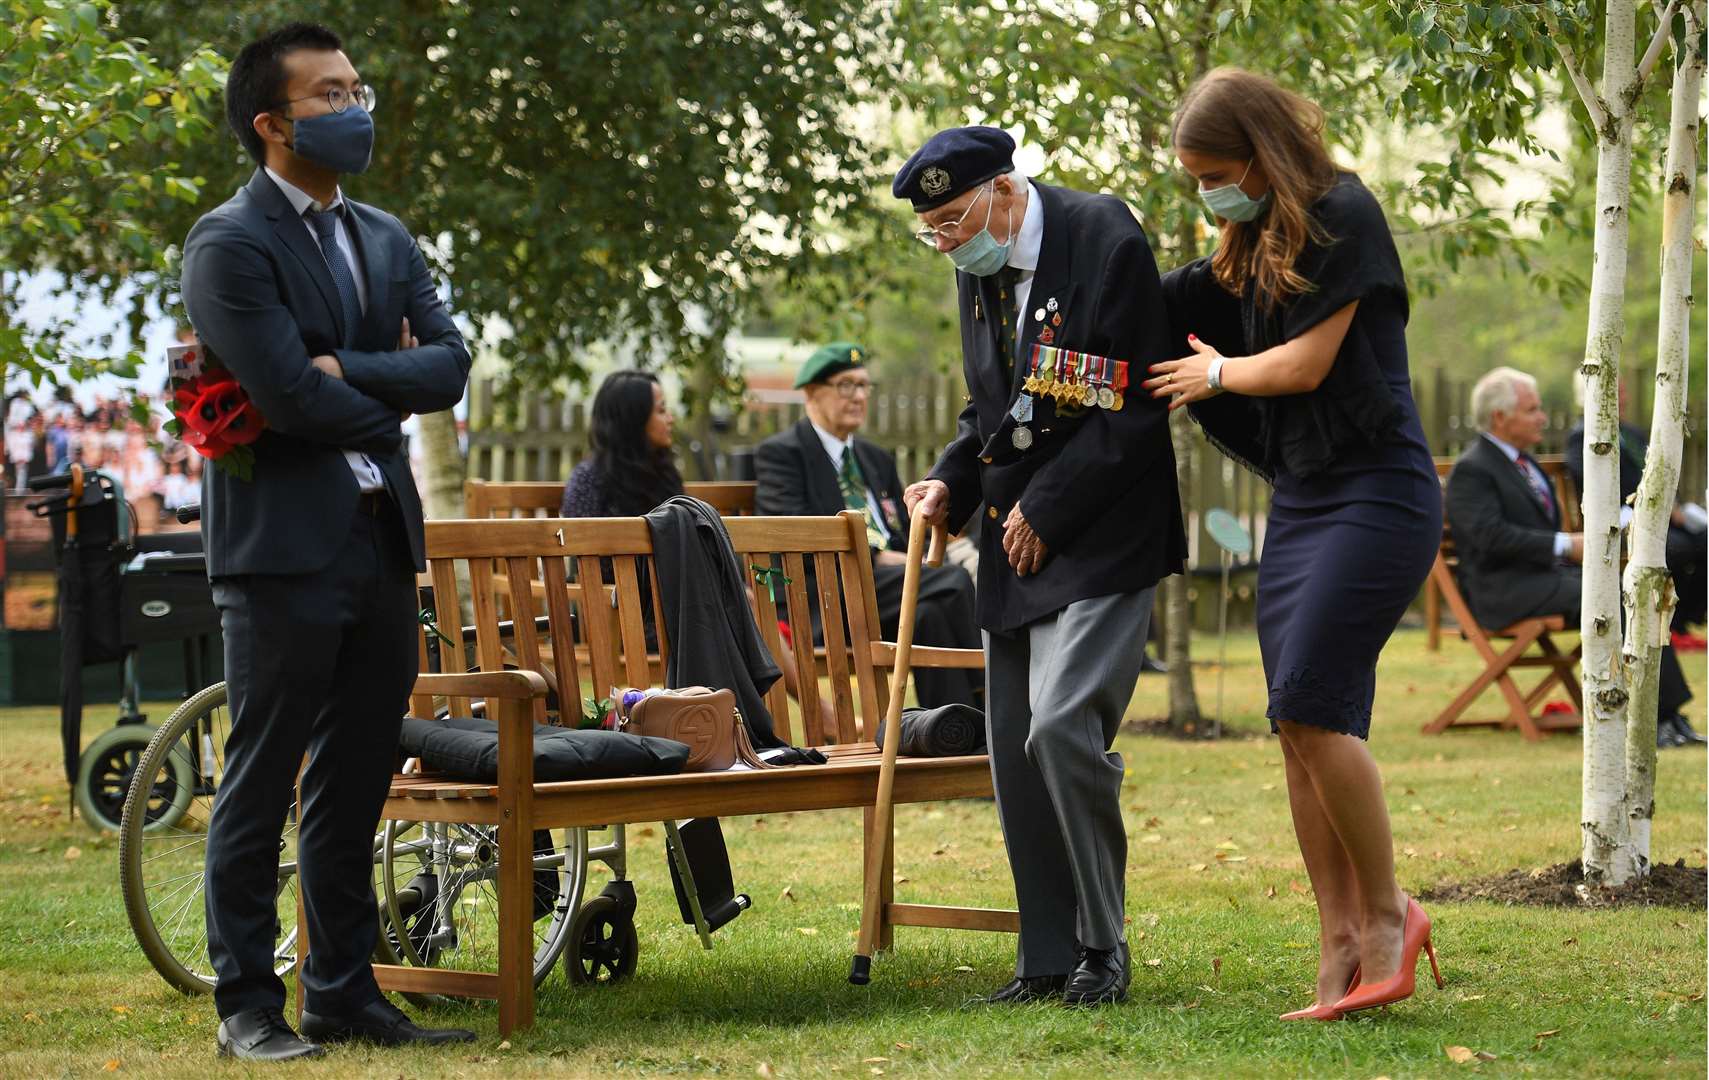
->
[1206,354,1227,392]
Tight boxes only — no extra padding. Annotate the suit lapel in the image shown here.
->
[345,202,389,347]
[1479,437,1553,527]
[794,420,843,516]
[250,170,347,343]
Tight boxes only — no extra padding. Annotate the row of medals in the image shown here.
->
[1022,372,1125,413]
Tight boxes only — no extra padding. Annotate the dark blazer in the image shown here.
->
[1564,418,1645,502]
[928,182,1186,633]
[181,168,470,577]
[754,419,908,551]
[1445,434,1564,629]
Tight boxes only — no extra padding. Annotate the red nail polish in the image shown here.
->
[1188,333,1197,341]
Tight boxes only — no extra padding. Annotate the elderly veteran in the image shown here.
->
[897,127,1186,1007]
[754,343,982,710]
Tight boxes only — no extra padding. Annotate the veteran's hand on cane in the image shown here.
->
[904,479,950,528]
[1002,505,1048,576]
[1144,335,1223,411]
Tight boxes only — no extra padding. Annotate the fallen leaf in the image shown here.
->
[863,1057,890,1064]
[952,965,974,973]
[1403,847,1418,859]
[1475,1052,1497,1062]
[1189,863,1208,872]
[1216,854,1248,863]
[1212,957,1223,978]
[1502,825,1518,832]
[64,846,82,861]
[1562,937,1577,946]
[893,1042,914,1051]
[1260,783,1276,792]
[1196,815,1215,825]
[1265,885,1277,898]
[638,826,655,838]
[1289,880,1308,894]
[497,1040,511,1050]
[1143,817,1162,828]
[111,1005,130,1015]
[1145,958,1163,968]
[1142,834,1163,844]
[1214,841,1240,851]
[780,885,795,902]
[1444,1046,1476,1064]
[102,1062,119,1072]
[796,927,819,935]
[22,1012,40,1023]
[1534,1029,1561,1039]
[757,1064,775,1079]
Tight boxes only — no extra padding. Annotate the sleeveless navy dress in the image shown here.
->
[1169,174,1440,739]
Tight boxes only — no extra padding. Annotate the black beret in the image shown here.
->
[892,126,1016,212]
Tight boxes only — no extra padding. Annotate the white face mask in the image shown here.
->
[1199,159,1270,223]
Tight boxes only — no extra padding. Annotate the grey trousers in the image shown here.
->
[984,587,1152,976]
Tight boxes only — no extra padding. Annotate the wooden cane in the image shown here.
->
[850,503,946,984]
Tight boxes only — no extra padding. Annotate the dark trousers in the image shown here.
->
[873,559,982,709]
[1531,566,1693,719]
[1666,524,1707,630]
[204,502,418,1019]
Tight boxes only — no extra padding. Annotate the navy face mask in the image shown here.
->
[287,106,374,174]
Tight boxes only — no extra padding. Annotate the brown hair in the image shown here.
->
[1171,67,1340,308]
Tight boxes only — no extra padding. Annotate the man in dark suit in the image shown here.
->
[180,23,474,1060]
[897,128,1186,1007]
[1446,367,1694,746]
[754,343,981,710]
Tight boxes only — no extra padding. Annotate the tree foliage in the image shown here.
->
[99,1,895,409]
[0,0,223,399]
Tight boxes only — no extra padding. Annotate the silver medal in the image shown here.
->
[1011,425,1034,450]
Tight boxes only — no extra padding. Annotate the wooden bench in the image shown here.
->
[345,510,1008,1033]
[464,478,758,519]
[1421,459,1582,740]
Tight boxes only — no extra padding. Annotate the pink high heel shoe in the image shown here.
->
[1280,965,1360,1022]
[1333,896,1444,1015]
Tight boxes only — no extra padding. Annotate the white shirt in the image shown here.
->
[1005,177,1045,346]
[1481,433,1576,555]
[809,419,891,545]
[263,168,383,494]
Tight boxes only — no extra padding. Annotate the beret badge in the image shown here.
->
[920,166,952,198]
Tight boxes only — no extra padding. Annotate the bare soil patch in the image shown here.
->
[1421,859,1707,909]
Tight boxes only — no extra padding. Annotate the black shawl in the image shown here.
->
[1167,173,1408,482]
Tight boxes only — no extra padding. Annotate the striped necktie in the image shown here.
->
[837,448,886,551]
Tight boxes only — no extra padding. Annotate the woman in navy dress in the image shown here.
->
[1148,68,1444,1020]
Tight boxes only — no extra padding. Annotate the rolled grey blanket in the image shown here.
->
[872,703,987,757]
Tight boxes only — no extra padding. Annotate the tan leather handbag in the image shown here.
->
[622,687,776,772]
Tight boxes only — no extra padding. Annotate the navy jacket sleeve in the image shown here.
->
[334,215,471,415]
[1018,230,1175,553]
[181,213,404,453]
[926,397,984,535]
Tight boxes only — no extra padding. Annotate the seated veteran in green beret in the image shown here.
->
[754,343,982,711]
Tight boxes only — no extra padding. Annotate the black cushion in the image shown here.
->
[873,703,987,757]
[400,716,690,782]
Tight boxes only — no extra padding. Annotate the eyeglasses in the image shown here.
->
[827,379,877,399]
[913,181,991,247]
[276,84,377,116]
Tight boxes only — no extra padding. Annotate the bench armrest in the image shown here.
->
[413,671,550,699]
[870,642,985,669]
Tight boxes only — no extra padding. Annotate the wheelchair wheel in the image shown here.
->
[374,819,585,1002]
[78,724,186,833]
[565,887,638,985]
[118,683,300,995]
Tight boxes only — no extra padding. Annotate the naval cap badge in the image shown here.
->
[920,166,952,198]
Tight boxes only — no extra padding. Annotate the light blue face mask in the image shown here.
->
[946,182,1014,277]
[1199,159,1270,223]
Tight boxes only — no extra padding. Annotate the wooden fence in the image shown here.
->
[466,370,1705,571]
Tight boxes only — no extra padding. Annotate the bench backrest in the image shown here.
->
[464,479,758,519]
[416,510,885,747]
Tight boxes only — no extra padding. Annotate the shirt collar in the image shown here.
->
[808,418,854,466]
[264,166,344,217]
[1006,178,1043,273]
[1482,431,1524,464]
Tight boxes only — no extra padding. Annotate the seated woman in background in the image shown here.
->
[559,369,832,736]
[561,370,681,517]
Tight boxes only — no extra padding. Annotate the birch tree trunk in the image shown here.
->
[1620,0,1704,874]
[1556,0,1677,886]
[418,408,467,520]
[1166,407,1203,732]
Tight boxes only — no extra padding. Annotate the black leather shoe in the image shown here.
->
[216,1008,325,1061]
[1658,717,1685,748]
[1140,654,1169,675]
[300,997,475,1046]
[1062,943,1130,1006]
[1668,713,1707,745]
[980,973,1069,1004]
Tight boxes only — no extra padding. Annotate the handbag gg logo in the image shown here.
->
[677,705,719,768]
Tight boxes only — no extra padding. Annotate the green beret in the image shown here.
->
[793,342,868,388]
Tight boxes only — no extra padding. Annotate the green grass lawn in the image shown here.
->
[0,628,1703,1078]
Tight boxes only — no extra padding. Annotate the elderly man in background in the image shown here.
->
[754,343,982,710]
[1446,367,1696,747]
